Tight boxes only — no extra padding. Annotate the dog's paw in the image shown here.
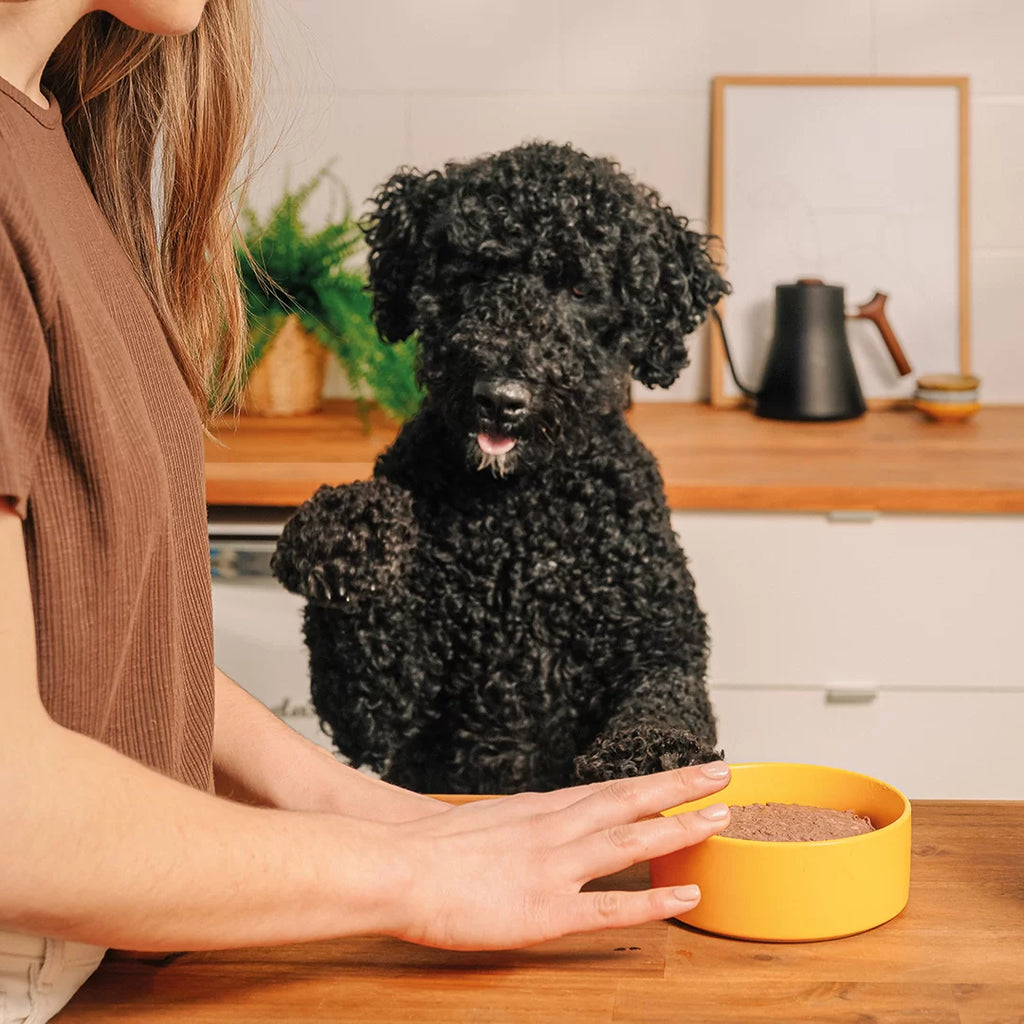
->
[272,480,417,604]
[572,724,723,784]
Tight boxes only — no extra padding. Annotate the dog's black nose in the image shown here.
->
[473,379,531,418]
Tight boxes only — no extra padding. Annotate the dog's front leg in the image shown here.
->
[573,668,723,784]
[271,480,436,781]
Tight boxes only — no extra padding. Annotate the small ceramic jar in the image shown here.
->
[913,373,981,421]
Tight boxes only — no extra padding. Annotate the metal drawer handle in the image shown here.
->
[825,688,879,705]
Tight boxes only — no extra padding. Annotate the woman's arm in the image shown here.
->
[211,666,446,821]
[0,503,395,949]
[1,502,730,953]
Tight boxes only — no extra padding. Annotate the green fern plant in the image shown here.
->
[236,167,422,422]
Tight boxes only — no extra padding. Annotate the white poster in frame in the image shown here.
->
[708,76,970,407]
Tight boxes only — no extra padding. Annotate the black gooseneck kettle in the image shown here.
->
[716,278,913,421]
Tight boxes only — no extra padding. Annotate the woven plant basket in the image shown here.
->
[242,314,327,416]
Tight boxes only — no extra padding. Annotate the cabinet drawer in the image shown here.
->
[672,512,1024,690]
[710,686,1024,800]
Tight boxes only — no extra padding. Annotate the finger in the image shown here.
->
[427,769,715,837]
[561,802,730,884]
[435,761,726,828]
[550,883,703,938]
[444,780,626,825]
[441,767,715,825]
[415,789,589,837]
[550,762,731,839]
[418,763,730,839]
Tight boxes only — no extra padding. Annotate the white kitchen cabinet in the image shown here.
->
[673,511,1024,799]
[206,509,1024,796]
[710,686,1023,799]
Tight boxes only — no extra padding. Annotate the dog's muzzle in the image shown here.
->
[473,378,531,452]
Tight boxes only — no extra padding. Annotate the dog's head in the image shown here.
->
[365,141,728,476]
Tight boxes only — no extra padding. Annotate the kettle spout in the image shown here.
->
[713,308,759,399]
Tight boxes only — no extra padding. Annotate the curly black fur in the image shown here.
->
[273,141,730,793]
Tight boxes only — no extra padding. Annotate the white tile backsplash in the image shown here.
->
[972,99,1024,251]
[247,0,1024,402]
[408,91,708,215]
[875,0,1024,95]
[560,0,874,92]
[973,252,1024,403]
[285,0,562,93]
[246,89,409,221]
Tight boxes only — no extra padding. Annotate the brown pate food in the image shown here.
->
[720,802,876,842]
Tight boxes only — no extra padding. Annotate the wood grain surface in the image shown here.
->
[59,801,1024,1023]
[203,401,1024,514]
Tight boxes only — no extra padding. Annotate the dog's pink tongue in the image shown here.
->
[477,433,517,456]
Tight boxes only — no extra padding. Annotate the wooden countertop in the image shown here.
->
[204,401,1024,514]
[62,801,1024,1023]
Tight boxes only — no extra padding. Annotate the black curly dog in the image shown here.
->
[272,141,729,794]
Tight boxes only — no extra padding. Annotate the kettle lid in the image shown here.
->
[778,277,844,298]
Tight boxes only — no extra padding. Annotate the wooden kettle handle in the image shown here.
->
[851,292,912,377]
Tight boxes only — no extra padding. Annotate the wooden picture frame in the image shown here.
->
[708,76,970,408]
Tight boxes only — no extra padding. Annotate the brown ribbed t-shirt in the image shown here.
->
[0,77,215,791]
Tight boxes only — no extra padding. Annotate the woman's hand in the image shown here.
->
[384,762,731,950]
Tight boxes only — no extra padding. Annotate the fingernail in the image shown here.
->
[701,761,731,780]
[672,885,700,904]
[698,802,730,821]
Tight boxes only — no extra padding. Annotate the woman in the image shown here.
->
[0,1,731,1020]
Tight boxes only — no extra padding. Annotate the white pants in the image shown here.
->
[0,931,106,1024]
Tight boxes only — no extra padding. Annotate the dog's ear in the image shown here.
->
[364,168,448,343]
[616,205,730,389]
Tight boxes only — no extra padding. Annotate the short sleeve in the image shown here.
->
[0,220,50,520]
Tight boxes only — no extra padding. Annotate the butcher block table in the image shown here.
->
[60,801,1023,1023]
[202,400,1024,513]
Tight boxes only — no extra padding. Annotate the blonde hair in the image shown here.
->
[44,1,256,421]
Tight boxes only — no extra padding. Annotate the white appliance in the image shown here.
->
[208,508,332,750]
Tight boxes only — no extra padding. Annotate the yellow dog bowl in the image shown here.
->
[649,762,911,942]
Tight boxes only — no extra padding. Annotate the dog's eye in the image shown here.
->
[571,285,587,300]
